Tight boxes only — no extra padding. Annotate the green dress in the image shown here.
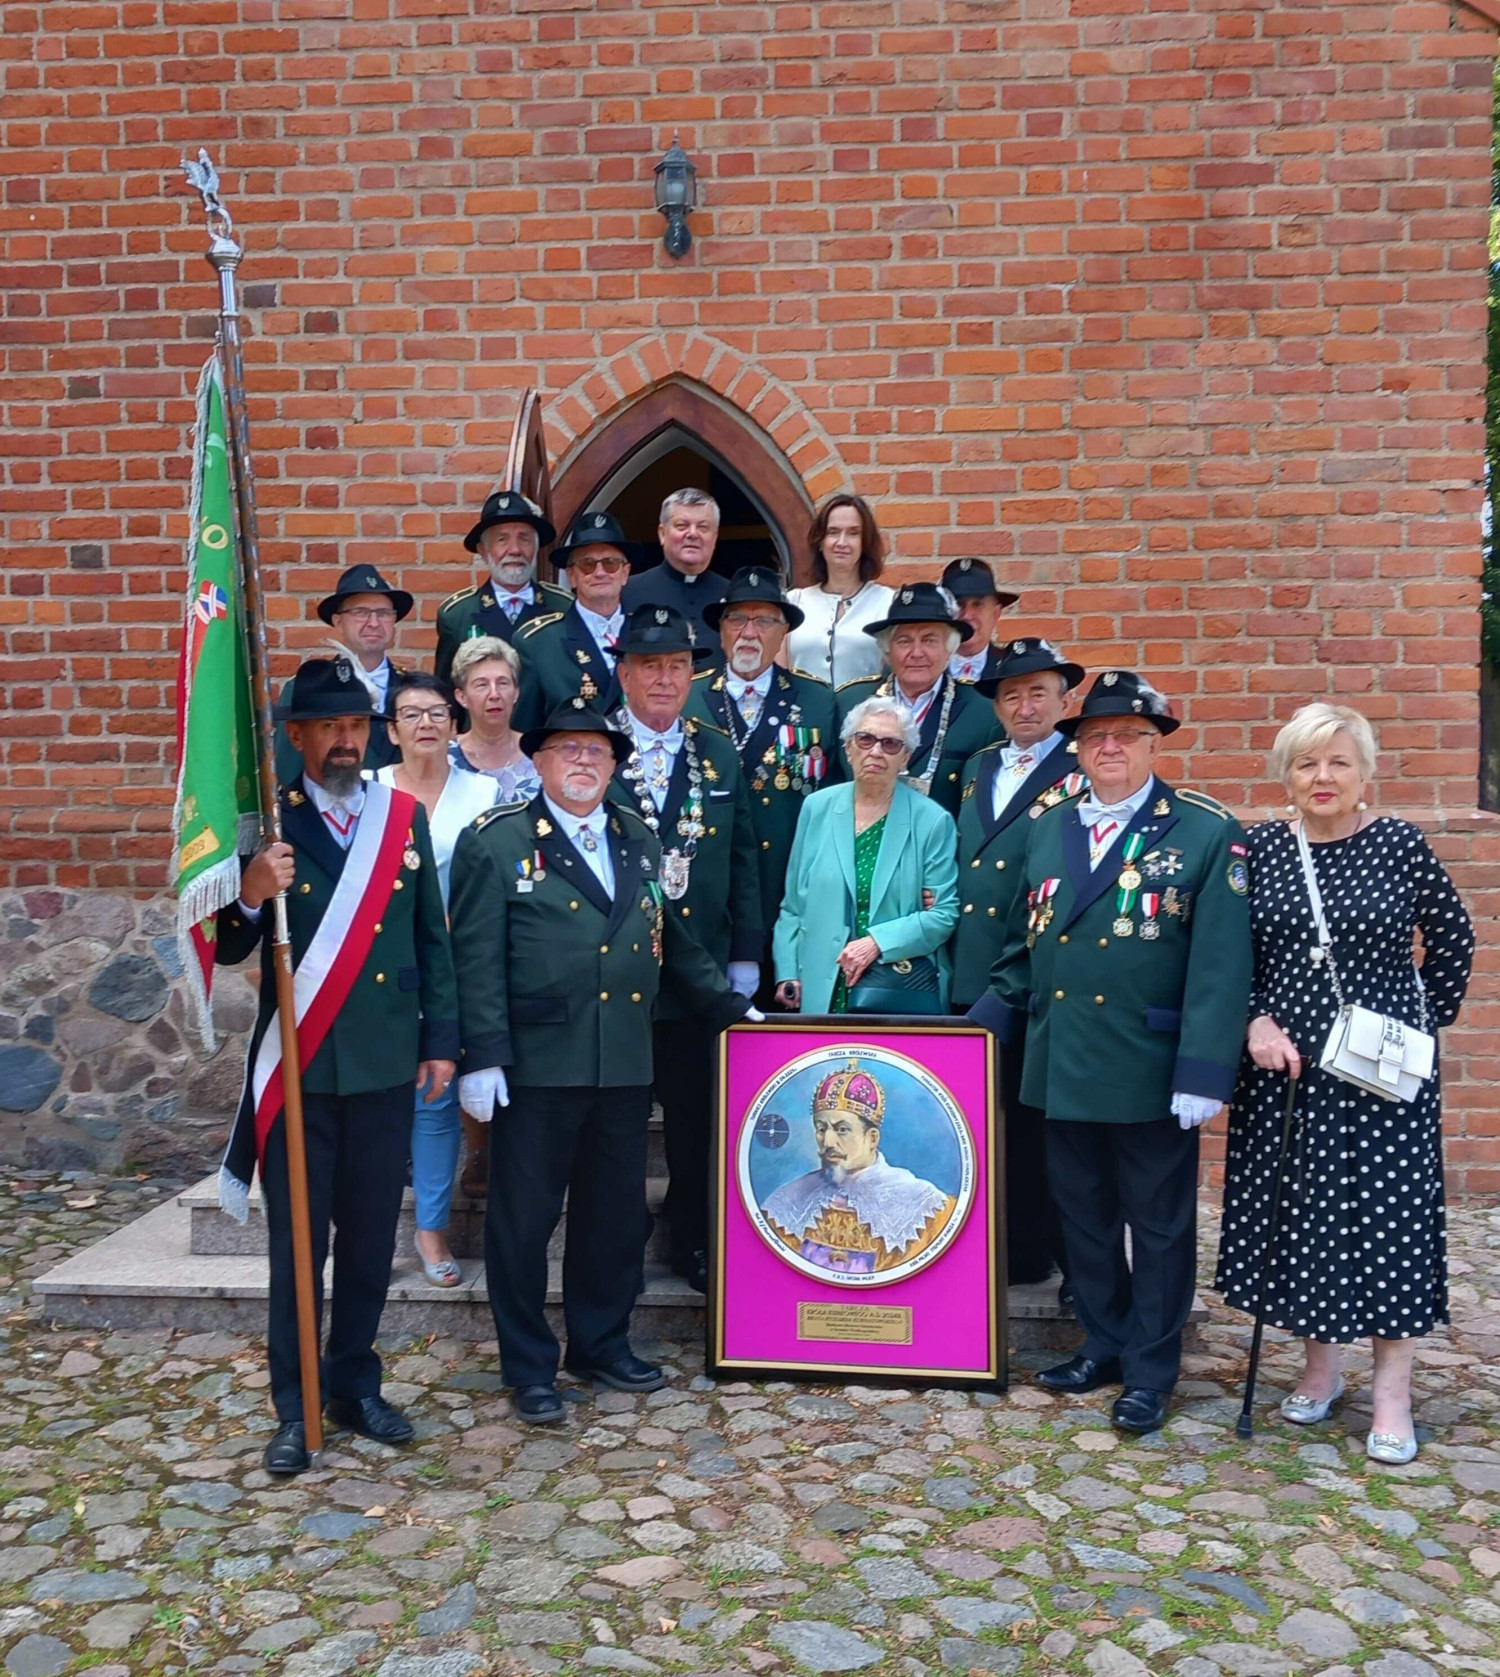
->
[831,813,886,1014]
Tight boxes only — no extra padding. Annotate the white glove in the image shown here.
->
[458,1067,509,1122]
[727,962,760,998]
[744,1006,766,1023]
[1171,1092,1222,1130]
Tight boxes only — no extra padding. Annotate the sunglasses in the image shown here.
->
[570,555,629,575]
[851,731,906,756]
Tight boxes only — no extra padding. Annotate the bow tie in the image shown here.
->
[636,730,681,752]
[1078,797,1136,829]
[1000,747,1036,773]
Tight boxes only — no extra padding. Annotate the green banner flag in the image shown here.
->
[172,357,261,1052]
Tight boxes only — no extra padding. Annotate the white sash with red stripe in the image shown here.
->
[218,779,414,1219]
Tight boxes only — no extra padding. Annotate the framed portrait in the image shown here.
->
[709,1019,1004,1389]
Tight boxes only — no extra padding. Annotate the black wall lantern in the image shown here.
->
[654,132,697,259]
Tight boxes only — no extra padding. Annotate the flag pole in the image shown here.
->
[183,153,324,1463]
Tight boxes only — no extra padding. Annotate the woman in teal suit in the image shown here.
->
[773,697,960,1013]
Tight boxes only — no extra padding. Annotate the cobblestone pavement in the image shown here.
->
[2,1174,1498,1677]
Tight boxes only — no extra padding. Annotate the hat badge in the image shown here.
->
[1012,639,1026,653]
[571,696,585,709]
[335,656,355,685]
[900,588,914,604]
[593,514,606,527]
[748,571,759,586]
[364,573,379,587]
[1102,671,1119,687]
[1132,698,1143,711]
[960,559,973,572]
[655,609,669,625]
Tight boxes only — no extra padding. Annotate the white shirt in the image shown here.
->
[624,710,684,811]
[950,646,991,683]
[725,666,774,728]
[783,582,895,687]
[363,658,392,711]
[495,581,536,621]
[992,731,1063,821]
[1079,776,1155,870]
[375,764,496,907]
[893,674,944,726]
[305,774,366,849]
[576,602,624,670]
[543,794,615,898]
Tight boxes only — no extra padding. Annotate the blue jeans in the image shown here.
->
[411,1078,462,1233]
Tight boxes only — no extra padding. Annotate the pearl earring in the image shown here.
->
[1356,799,1367,811]
[1286,804,1296,815]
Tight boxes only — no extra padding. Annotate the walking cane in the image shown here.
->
[1236,1070,1301,1440]
[183,154,324,1462]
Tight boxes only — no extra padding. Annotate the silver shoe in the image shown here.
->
[1366,1430,1418,1465]
[414,1235,461,1289]
[1280,1375,1345,1424]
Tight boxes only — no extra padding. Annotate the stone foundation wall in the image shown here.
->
[0,888,254,1175]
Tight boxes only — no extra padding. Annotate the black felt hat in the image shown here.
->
[940,558,1019,608]
[519,696,634,765]
[1056,669,1180,737]
[272,657,386,722]
[861,580,974,644]
[316,564,414,626]
[616,604,713,663]
[701,564,805,632]
[550,508,643,567]
[463,489,557,554]
[975,636,1085,698]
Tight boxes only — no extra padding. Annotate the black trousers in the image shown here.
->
[653,1019,715,1262]
[1046,1116,1199,1393]
[483,1084,653,1389]
[998,1038,1065,1286]
[261,1083,412,1421]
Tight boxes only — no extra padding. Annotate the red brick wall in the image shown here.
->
[2,0,1497,1188]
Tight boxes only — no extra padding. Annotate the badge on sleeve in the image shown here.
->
[1227,859,1248,895]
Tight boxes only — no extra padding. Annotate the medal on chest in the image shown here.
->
[1111,833,1147,938]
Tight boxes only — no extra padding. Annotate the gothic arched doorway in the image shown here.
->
[549,381,817,584]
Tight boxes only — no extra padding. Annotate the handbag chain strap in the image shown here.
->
[1293,820,1428,1031]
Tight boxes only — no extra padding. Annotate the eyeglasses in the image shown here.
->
[394,706,451,726]
[336,607,396,624]
[1077,727,1155,746]
[850,731,907,756]
[539,741,614,764]
[721,612,784,630]
[570,555,629,575]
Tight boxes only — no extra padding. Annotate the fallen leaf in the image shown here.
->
[65,1196,97,1209]
[365,1506,385,1518]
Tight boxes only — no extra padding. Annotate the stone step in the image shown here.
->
[184,1174,674,1263]
[34,1186,1188,1360]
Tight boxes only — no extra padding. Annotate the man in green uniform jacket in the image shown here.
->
[512,510,637,731]
[605,605,762,1294]
[951,637,1087,1290]
[434,490,570,684]
[969,669,1252,1435]
[448,699,752,1425]
[686,565,838,996]
[944,557,1019,686]
[835,581,1003,815]
[218,658,458,1476]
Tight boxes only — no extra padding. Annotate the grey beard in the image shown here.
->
[320,764,362,800]
[729,644,767,677]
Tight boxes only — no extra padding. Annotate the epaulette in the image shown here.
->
[691,666,717,683]
[835,675,875,695]
[439,583,480,613]
[688,716,729,739]
[472,799,527,830]
[519,611,566,639]
[789,667,833,690]
[1178,788,1232,820]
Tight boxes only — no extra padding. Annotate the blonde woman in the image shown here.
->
[449,636,541,804]
[1215,703,1472,1463]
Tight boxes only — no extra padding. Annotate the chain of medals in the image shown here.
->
[617,712,705,900]
[891,675,956,798]
[1111,832,1148,938]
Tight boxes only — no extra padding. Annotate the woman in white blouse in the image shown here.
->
[376,672,496,1287]
[784,493,894,688]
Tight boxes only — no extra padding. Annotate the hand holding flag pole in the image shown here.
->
[183,151,324,1464]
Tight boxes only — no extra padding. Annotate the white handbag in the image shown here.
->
[1294,822,1434,1104]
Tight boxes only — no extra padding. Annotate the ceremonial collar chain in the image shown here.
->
[616,709,705,899]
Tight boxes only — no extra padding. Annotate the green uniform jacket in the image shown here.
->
[434,579,573,686]
[215,780,459,1095]
[683,665,839,937]
[272,662,408,788]
[969,779,1252,1123]
[447,797,749,1087]
[949,736,1088,1008]
[835,672,1003,816]
[511,604,622,733]
[606,714,763,1020]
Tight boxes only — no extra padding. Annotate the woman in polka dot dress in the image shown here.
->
[1215,703,1473,1464]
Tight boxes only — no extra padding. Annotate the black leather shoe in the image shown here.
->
[1112,1387,1169,1434]
[1036,1354,1122,1394]
[515,1384,565,1425]
[564,1354,666,1393]
[263,1421,308,1476]
[325,1395,414,1444]
[671,1249,708,1294]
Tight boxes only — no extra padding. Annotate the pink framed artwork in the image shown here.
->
[710,1020,1005,1389]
